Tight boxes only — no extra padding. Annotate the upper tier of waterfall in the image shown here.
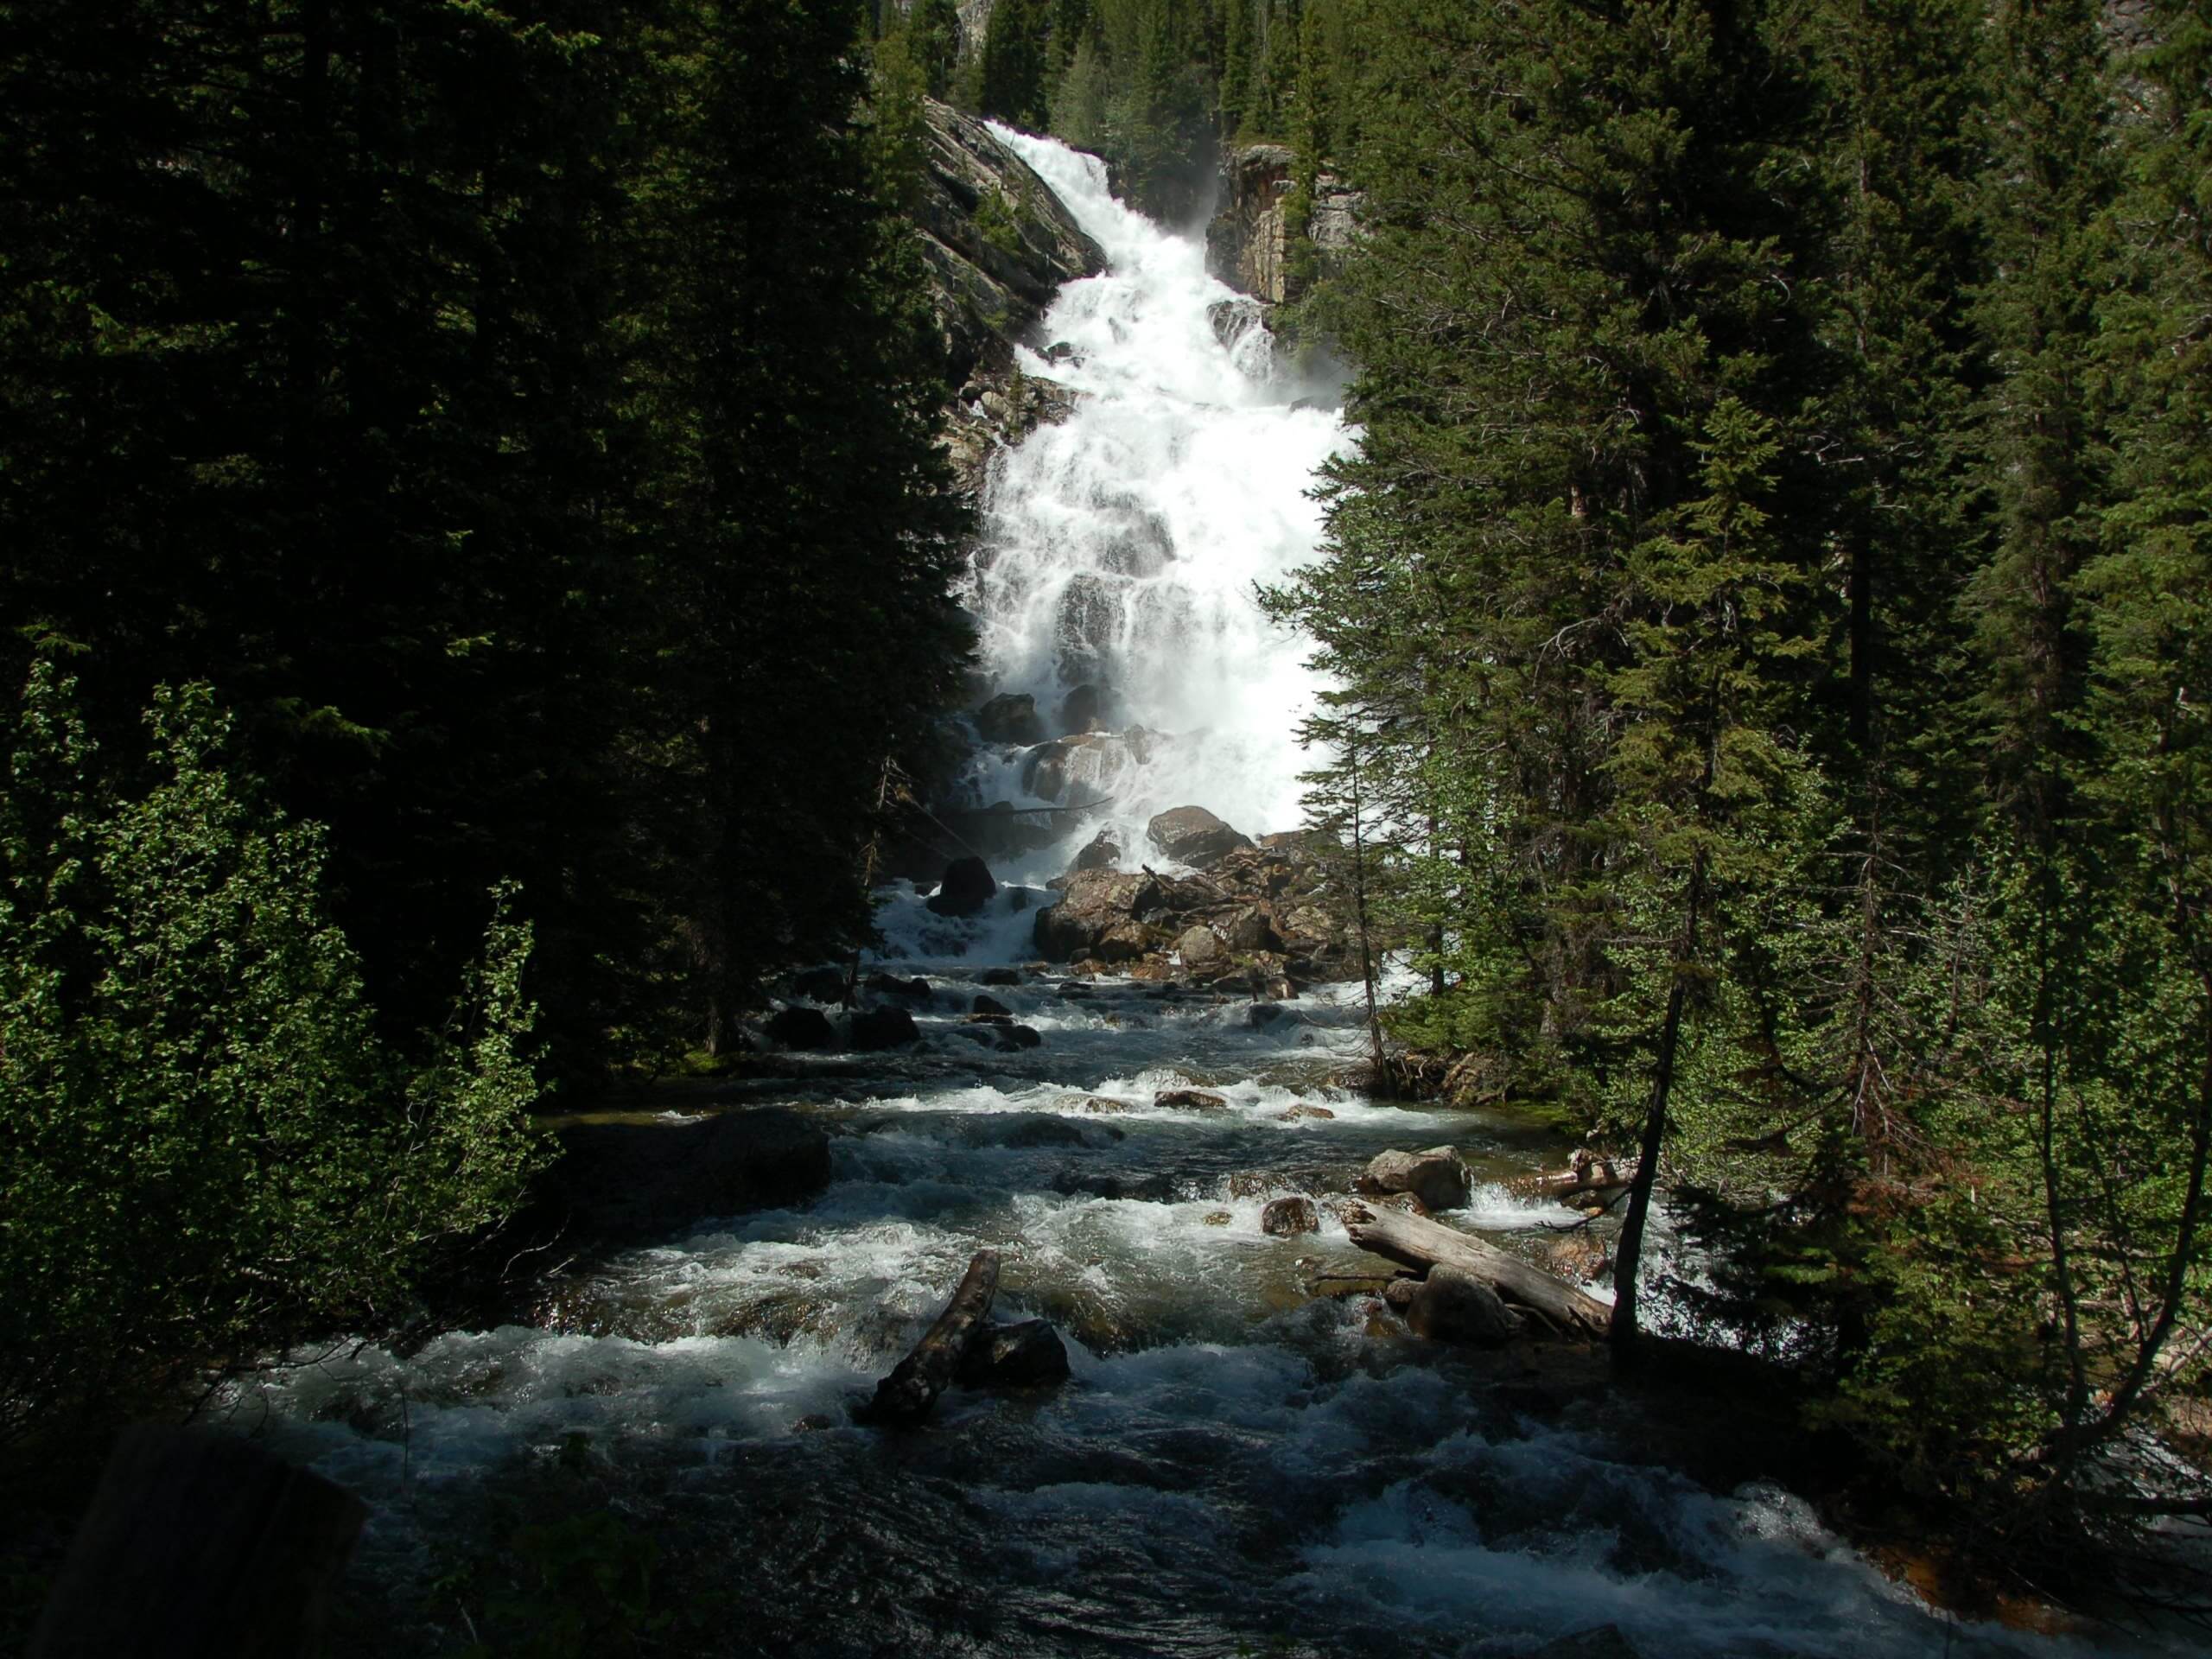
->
[958,126,1350,880]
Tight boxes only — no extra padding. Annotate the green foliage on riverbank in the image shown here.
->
[0,664,546,1436]
[0,0,969,1077]
[1267,0,2212,1567]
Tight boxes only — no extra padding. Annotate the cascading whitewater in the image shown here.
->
[959,126,1348,878]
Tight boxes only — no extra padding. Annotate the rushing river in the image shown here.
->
[219,134,2182,1658]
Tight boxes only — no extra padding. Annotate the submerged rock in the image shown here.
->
[972,994,1013,1017]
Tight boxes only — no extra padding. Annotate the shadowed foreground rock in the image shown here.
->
[540,1107,831,1239]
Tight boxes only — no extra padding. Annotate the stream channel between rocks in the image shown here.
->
[217,128,2188,1659]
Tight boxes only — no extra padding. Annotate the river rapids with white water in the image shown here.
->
[216,134,2183,1657]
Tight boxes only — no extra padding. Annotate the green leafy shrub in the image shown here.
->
[0,663,549,1436]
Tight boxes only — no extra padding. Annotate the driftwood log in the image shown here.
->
[1510,1149,1635,1206]
[1345,1205,1613,1340]
[863,1249,1001,1424]
[29,1425,365,1658]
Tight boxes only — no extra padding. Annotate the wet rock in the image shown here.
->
[849,1006,921,1050]
[926,855,999,918]
[975,692,1044,746]
[972,993,1013,1017]
[1034,868,1154,959]
[1262,1196,1320,1236]
[765,1005,836,1050]
[1057,1093,1135,1114]
[541,1107,832,1238]
[1248,1002,1288,1029]
[950,1026,1001,1047]
[1174,923,1225,967]
[1363,1146,1472,1211]
[1278,1103,1335,1122]
[1070,829,1122,874]
[1154,1088,1229,1112]
[959,1319,1071,1388]
[1059,682,1108,733]
[1536,1232,1612,1285]
[1408,1266,1522,1345]
[980,967,1022,986]
[1221,906,1277,951]
[1146,804,1255,869]
[1203,1210,1234,1227]
[1041,340,1081,366]
[997,1024,1044,1050]
[1057,980,1092,996]
[1527,1625,1640,1659]
[1382,1275,1421,1311]
[1022,729,1128,804]
[790,965,849,1003]
[1055,573,1114,682]
[868,973,933,1000]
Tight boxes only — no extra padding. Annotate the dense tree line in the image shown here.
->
[2,0,968,1074]
[1,0,969,1411]
[1263,0,2212,1567]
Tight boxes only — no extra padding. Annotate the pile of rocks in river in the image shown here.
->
[1035,805,1357,988]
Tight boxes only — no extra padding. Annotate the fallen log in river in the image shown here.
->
[862,1249,1001,1424]
[1344,1205,1613,1341]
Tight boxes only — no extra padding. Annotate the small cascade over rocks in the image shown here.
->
[948,125,1349,885]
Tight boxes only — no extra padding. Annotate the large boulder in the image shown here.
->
[1034,868,1156,960]
[1022,730,1129,804]
[1174,923,1225,968]
[1147,805,1255,869]
[1406,1266,1522,1345]
[1363,1147,1472,1211]
[849,1006,921,1050]
[975,692,1044,747]
[1070,829,1122,874]
[540,1108,832,1238]
[765,1005,836,1051]
[926,856,999,918]
[959,1319,1071,1388]
[1059,682,1108,733]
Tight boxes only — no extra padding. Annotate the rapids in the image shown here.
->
[215,135,2184,1658]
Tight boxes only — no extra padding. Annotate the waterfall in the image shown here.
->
[959,126,1349,879]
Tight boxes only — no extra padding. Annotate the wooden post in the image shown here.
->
[30,1425,365,1659]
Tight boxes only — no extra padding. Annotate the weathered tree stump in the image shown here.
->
[29,1425,365,1658]
[861,1249,1001,1424]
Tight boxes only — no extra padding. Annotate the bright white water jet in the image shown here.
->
[963,126,1347,877]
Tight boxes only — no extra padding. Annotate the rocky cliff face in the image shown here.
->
[1204,143,1361,307]
[912,99,1104,499]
